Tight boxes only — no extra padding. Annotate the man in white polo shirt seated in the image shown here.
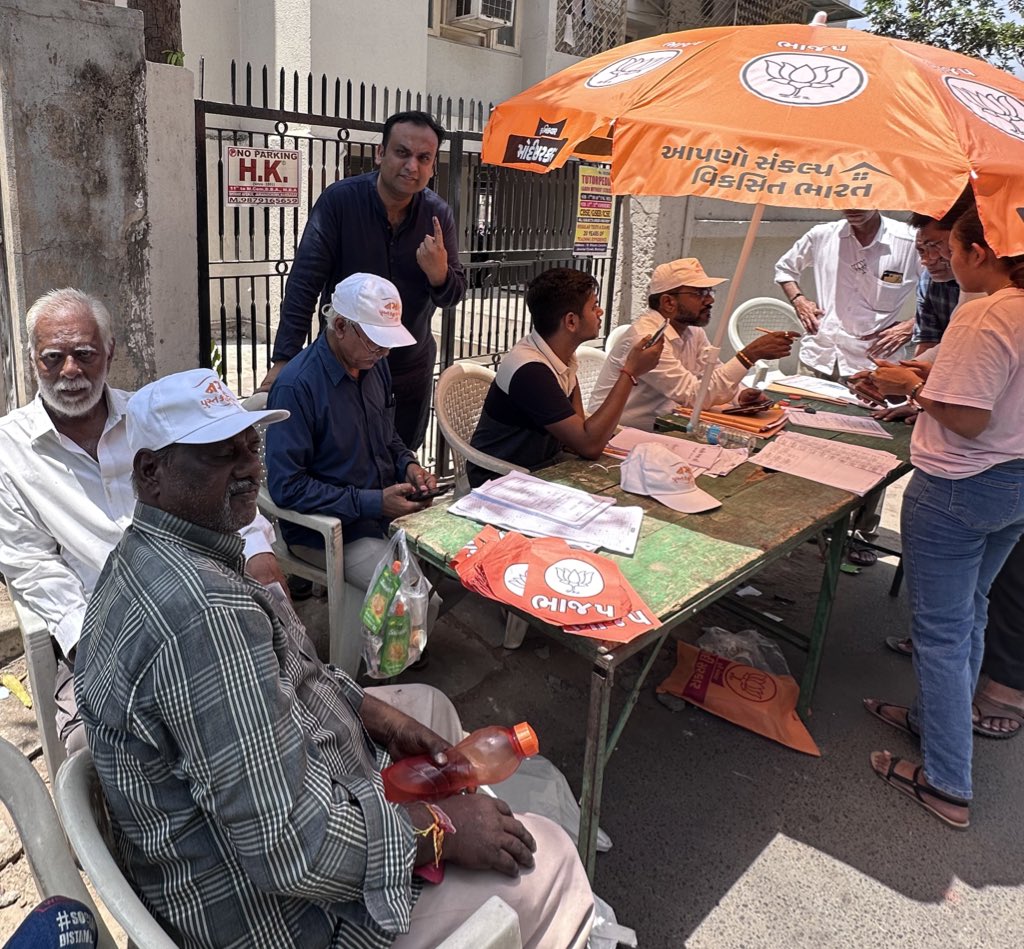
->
[468,267,664,487]
[589,258,794,431]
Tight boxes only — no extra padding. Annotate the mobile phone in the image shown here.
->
[643,320,669,349]
[409,483,453,501]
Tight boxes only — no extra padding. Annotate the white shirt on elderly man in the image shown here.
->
[0,386,274,657]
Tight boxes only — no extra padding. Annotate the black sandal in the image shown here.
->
[870,753,970,829]
[863,699,919,739]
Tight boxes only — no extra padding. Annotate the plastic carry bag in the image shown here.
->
[696,625,790,677]
[361,530,429,678]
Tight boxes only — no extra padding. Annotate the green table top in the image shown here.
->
[394,398,913,655]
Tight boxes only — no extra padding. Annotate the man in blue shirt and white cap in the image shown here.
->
[265,273,439,607]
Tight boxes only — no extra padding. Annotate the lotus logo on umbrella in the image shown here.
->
[945,77,1024,142]
[544,558,606,597]
[585,49,681,89]
[741,53,867,107]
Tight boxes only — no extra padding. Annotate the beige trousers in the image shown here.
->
[372,685,593,949]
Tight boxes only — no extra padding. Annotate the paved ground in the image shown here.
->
[2,472,1023,947]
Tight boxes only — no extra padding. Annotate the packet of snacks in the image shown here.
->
[361,530,429,678]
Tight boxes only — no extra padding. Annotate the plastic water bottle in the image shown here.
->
[381,722,539,803]
[692,422,757,451]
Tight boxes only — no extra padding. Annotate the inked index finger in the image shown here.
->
[433,215,443,239]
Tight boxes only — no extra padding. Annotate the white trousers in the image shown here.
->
[370,684,593,949]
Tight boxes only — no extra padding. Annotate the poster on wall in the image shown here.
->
[572,164,613,257]
[225,146,301,206]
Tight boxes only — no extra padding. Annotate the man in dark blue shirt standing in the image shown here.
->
[260,111,467,451]
[265,273,437,598]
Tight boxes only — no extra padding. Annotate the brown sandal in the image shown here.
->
[870,752,970,829]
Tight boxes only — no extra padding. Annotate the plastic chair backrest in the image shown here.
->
[0,738,115,947]
[575,346,607,411]
[54,749,177,949]
[726,297,804,383]
[604,322,632,355]
[10,594,66,783]
[242,392,363,675]
[434,362,527,497]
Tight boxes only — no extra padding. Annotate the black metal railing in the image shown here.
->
[196,63,619,472]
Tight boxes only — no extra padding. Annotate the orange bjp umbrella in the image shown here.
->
[481,21,1024,257]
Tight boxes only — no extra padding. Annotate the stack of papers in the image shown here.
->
[671,405,788,438]
[751,431,901,496]
[606,428,747,477]
[768,374,863,406]
[450,470,643,555]
[783,408,892,439]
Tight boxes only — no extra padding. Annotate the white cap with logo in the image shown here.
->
[648,258,728,296]
[620,442,721,514]
[126,369,289,456]
[328,273,415,349]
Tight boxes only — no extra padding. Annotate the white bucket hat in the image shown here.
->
[127,369,289,456]
[327,273,415,349]
[620,442,721,514]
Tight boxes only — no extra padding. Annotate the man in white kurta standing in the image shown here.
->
[775,210,921,380]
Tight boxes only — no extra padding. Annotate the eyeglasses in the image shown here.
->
[347,321,389,357]
[672,288,716,300]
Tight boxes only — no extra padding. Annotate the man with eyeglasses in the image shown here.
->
[0,289,284,754]
[260,111,466,453]
[775,210,921,379]
[588,258,794,431]
[265,273,441,611]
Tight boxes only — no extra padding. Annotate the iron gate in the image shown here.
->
[195,63,620,470]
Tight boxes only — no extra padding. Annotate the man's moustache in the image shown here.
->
[229,479,258,496]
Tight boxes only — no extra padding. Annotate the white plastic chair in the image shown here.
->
[727,297,804,385]
[436,895,594,949]
[604,322,632,355]
[0,738,116,948]
[433,362,530,648]
[10,593,66,783]
[433,362,527,499]
[437,895,522,948]
[54,749,176,949]
[575,346,607,411]
[243,393,363,676]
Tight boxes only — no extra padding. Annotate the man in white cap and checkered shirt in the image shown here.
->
[589,257,795,431]
[265,273,441,612]
[75,368,592,949]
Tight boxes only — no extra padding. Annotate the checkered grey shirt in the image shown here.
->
[75,503,420,948]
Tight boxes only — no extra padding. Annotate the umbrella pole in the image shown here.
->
[686,202,766,433]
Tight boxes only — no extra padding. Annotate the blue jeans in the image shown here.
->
[902,461,1024,801]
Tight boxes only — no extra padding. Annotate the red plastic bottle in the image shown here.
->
[382,722,539,803]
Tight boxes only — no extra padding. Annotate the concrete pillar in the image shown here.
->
[0,0,152,400]
[146,62,199,377]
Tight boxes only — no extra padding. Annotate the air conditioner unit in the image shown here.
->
[448,0,515,33]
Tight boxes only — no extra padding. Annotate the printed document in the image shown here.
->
[751,431,900,496]
[450,493,643,555]
[784,409,892,439]
[606,428,748,477]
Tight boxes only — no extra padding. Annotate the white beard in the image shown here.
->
[38,376,106,418]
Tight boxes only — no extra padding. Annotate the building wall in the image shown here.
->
[0,0,153,400]
[146,63,200,376]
